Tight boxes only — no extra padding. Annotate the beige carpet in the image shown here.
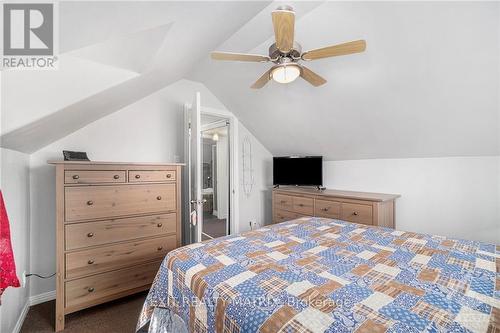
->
[21,292,148,333]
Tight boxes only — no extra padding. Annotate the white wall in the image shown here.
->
[0,148,31,333]
[28,80,191,297]
[323,156,500,244]
[28,79,271,297]
[238,123,273,231]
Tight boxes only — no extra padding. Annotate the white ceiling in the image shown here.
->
[1,1,270,152]
[2,1,498,160]
[190,1,499,160]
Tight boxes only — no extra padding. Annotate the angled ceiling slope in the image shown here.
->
[1,55,139,135]
[1,72,169,153]
[190,1,500,160]
[1,1,271,154]
[69,23,174,74]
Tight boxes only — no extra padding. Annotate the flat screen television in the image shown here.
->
[273,156,323,186]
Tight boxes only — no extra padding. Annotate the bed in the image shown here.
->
[137,217,499,333]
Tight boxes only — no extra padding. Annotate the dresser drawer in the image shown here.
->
[315,199,341,218]
[129,170,176,183]
[341,203,373,225]
[65,214,176,250]
[65,261,160,312]
[66,235,175,279]
[65,170,126,184]
[292,196,314,215]
[65,184,176,222]
[274,209,304,224]
[274,194,293,211]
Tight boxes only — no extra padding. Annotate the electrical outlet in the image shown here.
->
[249,220,259,230]
[21,271,26,288]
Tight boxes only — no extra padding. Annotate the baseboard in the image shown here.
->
[11,301,29,333]
[29,290,56,306]
[10,291,55,333]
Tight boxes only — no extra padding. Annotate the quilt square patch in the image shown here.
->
[412,301,453,328]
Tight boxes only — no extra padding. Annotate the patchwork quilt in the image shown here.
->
[137,217,500,333]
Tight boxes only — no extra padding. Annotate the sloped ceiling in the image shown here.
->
[68,23,174,74]
[189,1,500,160]
[1,1,498,160]
[1,1,271,153]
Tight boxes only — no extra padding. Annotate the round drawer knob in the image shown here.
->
[156,196,162,200]
[157,246,163,251]
[299,204,304,207]
[135,174,141,179]
[88,287,95,293]
[353,212,358,216]
[322,208,328,211]
[87,200,93,206]
[72,175,79,180]
[166,174,172,178]
[87,259,95,265]
[157,223,163,227]
[113,175,120,179]
[87,232,94,238]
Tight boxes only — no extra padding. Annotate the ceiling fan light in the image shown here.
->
[271,64,300,84]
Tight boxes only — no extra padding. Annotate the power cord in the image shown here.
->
[26,273,56,279]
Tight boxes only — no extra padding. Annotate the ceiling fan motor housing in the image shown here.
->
[268,42,302,62]
[276,5,294,11]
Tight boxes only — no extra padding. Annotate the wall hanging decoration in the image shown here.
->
[242,136,255,197]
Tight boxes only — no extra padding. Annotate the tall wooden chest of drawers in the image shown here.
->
[49,161,183,331]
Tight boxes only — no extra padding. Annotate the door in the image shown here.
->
[200,121,230,240]
[186,92,203,244]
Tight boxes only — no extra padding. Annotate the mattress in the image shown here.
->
[137,217,499,333]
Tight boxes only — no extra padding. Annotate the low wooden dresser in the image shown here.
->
[272,187,400,228]
[49,161,183,331]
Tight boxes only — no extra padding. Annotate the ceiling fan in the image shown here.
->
[211,5,366,89]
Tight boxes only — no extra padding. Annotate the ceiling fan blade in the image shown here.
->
[211,52,270,62]
[302,40,366,61]
[272,8,295,53]
[300,65,327,87]
[251,68,273,89]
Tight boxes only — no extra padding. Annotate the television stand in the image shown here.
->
[272,187,400,228]
[274,185,325,190]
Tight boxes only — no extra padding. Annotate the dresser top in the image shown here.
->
[48,160,185,166]
[273,187,400,202]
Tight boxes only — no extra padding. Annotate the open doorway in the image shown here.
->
[200,115,230,240]
[185,93,238,245]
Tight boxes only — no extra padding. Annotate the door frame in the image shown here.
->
[183,103,191,245]
[183,104,240,245]
[183,98,202,244]
[200,106,239,237]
